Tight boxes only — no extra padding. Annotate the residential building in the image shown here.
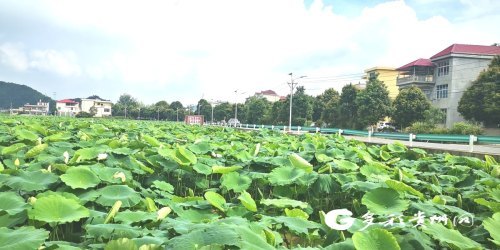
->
[81,98,112,117]
[55,96,113,117]
[12,100,50,115]
[364,67,399,99]
[254,90,282,102]
[396,44,500,128]
[56,99,80,116]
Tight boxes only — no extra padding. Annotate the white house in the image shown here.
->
[81,98,112,117]
[12,100,50,115]
[254,90,282,102]
[56,99,80,116]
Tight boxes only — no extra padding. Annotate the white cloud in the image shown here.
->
[29,49,81,76]
[0,42,81,77]
[1,0,499,104]
[0,43,28,71]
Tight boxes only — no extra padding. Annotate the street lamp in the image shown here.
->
[288,73,306,131]
[210,100,221,124]
[234,90,246,122]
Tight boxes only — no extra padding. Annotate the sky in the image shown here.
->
[0,0,499,106]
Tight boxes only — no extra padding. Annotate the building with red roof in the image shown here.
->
[396,43,500,128]
[55,96,113,117]
[254,89,282,102]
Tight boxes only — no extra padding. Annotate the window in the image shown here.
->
[436,84,448,99]
[437,60,449,76]
[369,72,376,79]
[104,108,110,113]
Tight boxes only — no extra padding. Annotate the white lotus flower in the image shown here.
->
[63,151,70,164]
[113,171,126,182]
[28,197,37,205]
[97,153,108,161]
[211,152,222,158]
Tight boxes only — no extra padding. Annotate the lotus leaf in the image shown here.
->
[268,166,306,186]
[221,172,252,192]
[238,191,257,212]
[385,179,424,200]
[96,185,142,207]
[352,228,400,250]
[0,191,27,215]
[0,226,49,250]
[204,191,226,212]
[28,194,89,223]
[193,163,212,175]
[289,153,313,173]
[25,143,48,158]
[15,129,39,141]
[175,146,197,165]
[333,159,359,171]
[152,180,174,193]
[284,208,309,219]
[260,198,308,209]
[104,238,139,250]
[60,166,100,189]
[165,226,240,250]
[1,143,26,155]
[422,223,482,249]
[362,188,409,215]
[4,170,58,192]
[483,212,500,245]
[271,216,320,235]
[86,224,143,239]
[114,210,156,224]
[188,141,211,154]
[212,165,242,174]
[73,147,100,161]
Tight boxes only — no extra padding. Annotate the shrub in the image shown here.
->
[405,122,433,134]
[76,112,93,118]
[430,127,449,134]
[450,122,483,135]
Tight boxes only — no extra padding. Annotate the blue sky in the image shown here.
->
[0,0,499,105]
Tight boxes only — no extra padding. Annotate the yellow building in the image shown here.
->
[364,67,399,100]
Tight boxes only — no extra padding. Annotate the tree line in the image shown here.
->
[112,55,499,130]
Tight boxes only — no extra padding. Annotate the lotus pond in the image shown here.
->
[0,116,498,250]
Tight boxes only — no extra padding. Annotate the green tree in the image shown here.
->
[338,84,359,129]
[169,101,185,121]
[113,94,140,117]
[213,102,233,122]
[154,101,170,120]
[316,88,340,126]
[245,96,271,124]
[266,101,285,125]
[356,77,392,129]
[423,107,446,126]
[280,86,314,126]
[392,86,431,128]
[195,99,212,120]
[233,103,247,123]
[458,56,500,126]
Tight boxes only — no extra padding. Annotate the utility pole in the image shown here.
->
[176,108,179,122]
[288,73,306,131]
[124,106,127,119]
[157,108,160,120]
[234,90,246,121]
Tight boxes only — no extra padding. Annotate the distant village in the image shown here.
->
[9,96,113,118]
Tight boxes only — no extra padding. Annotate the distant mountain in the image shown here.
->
[0,81,55,112]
